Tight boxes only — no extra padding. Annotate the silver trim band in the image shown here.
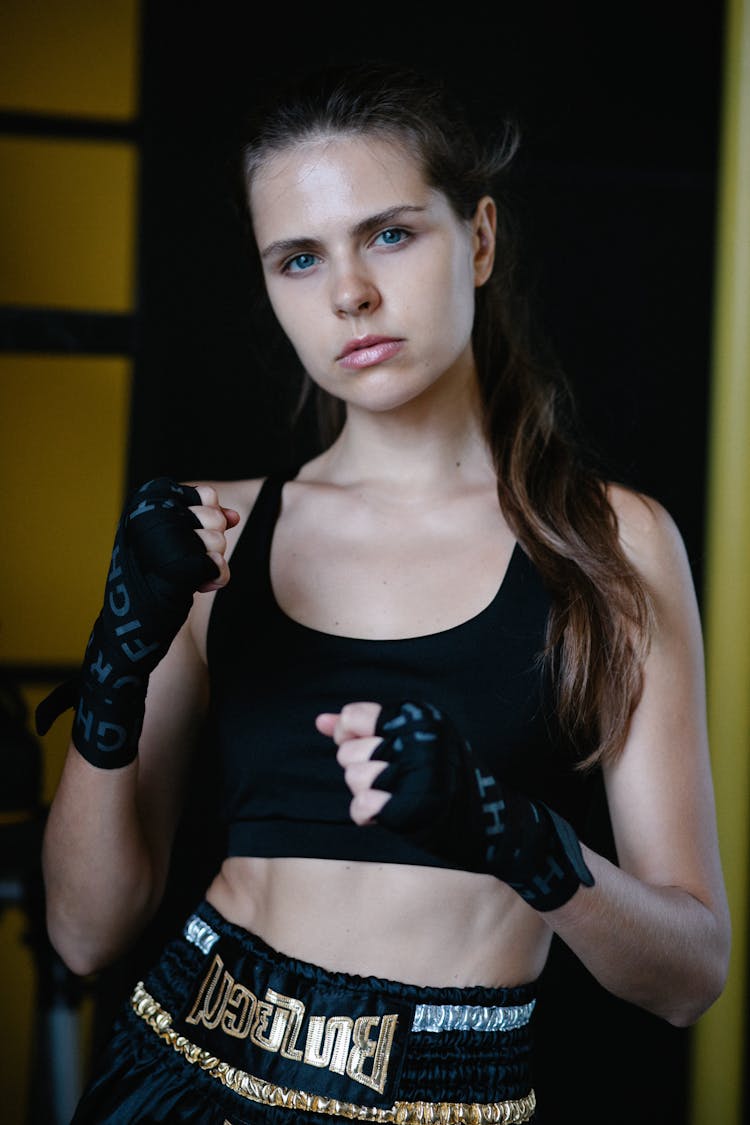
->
[183,914,535,1034]
[184,914,220,954]
[412,1000,535,1032]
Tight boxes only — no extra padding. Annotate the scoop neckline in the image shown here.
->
[268,538,523,645]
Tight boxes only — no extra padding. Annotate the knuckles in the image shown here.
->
[337,701,381,740]
[195,527,227,553]
[335,735,382,767]
[194,507,229,531]
[193,483,220,508]
[121,479,235,594]
[326,702,393,811]
[350,788,390,825]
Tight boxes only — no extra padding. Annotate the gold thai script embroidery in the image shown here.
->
[266,988,305,1061]
[222,981,256,1039]
[134,982,537,1123]
[249,999,280,1051]
[185,952,232,1029]
[347,1015,399,1093]
[304,1015,354,1074]
[184,955,397,1092]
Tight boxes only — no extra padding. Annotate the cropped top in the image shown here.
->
[206,475,594,866]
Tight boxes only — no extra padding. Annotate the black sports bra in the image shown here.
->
[206,476,593,865]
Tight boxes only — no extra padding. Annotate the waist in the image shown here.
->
[206,856,551,988]
[133,900,538,1121]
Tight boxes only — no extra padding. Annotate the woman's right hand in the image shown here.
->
[36,478,239,768]
[184,483,240,592]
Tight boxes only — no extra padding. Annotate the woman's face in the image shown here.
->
[249,134,495,415]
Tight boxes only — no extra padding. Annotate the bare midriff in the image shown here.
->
[205,855,551,989]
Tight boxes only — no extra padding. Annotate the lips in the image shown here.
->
[336,335,405,371]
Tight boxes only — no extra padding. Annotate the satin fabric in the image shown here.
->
[71,902,537,1124]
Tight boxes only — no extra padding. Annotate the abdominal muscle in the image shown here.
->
[204,855,552,989]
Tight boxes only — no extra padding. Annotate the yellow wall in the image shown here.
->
[0,137,137,310]
[0,4,140,1123]
[0,1,139,119]
[690,1,750,1121]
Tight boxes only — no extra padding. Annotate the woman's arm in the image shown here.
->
[41,624,208,975]
[543,487,730,1026]
[327,488,730,1025]
[41,483,237,975]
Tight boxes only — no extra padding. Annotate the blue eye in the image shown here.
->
[375,227,409,247]
[284,252,319,273]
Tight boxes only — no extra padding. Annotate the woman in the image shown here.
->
[38,61,730,1123]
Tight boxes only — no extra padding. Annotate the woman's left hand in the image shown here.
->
[316,703,390,823]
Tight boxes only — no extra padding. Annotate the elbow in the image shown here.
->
[665,978,725,1028]
[42,855,166,977]
[46,910,123,977]
[670,972,730,1029]
[47,933,104,978]
[52,942,108,980]
[44,879,163,977]
[663,925,731,1028]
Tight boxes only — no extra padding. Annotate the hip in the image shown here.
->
[74,900,540,1124]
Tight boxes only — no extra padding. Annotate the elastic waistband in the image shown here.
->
[133,981,537,1123]
[184,912,536,1035]
[134,901,536,1119]
[185,901,537,1007]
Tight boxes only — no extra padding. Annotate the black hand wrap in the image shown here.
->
[35,478,219,769]
[373,700,594,912]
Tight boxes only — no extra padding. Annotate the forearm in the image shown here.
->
[545,848,730,1026]
[331,698,730,1025]
[37,480,230,975]
[42,745,165,975]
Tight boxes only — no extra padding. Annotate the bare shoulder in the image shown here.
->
[607,483,692,577]
[605,483,699,618]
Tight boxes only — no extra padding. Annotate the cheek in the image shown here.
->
[267,292,338,386]
[266,285,317,352]
[265,280,294,330]
[423,255,476,343]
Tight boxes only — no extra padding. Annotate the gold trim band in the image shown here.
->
[132,982,536,1123]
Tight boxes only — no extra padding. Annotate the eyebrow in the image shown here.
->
[259,204,428,261]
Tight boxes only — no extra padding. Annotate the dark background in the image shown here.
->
[130,2,723,601]
[115,3,728,1121]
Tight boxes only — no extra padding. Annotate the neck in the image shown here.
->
[309,367,494,495]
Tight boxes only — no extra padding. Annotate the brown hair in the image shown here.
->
[238,61,653,768]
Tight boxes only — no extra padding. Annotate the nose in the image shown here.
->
[331,265,381,318]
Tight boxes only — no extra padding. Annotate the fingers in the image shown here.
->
[315,701,382,745]
[193,484,241,526]
[337,744,390,825]
[316,703,391,825]
[350,787,391,826]
[190,485,241,533]
[200,550,230,591]
[187,484,241,593]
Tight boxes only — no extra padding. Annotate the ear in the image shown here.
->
[472,195,497,287]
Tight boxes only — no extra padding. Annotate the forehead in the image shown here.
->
[249,134,434,240]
